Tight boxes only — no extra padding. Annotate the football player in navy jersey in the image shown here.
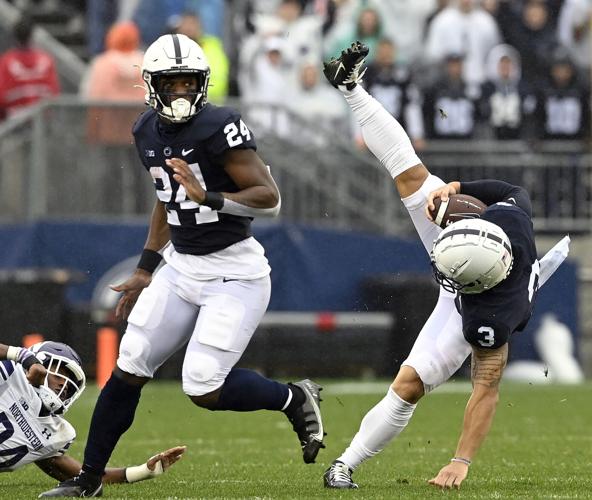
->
[321,42,569,490]
[40,34,324,497]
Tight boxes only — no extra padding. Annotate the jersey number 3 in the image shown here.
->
[0,412,28,469]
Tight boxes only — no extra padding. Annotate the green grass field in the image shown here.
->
[2,380,591,499]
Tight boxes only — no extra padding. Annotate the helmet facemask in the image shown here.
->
[33,350,86,415]
[144,70,210,123]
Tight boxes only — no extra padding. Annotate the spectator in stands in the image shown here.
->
[534,49,589,140]
[0,18,60,120]
[80,21,144,102]
[247,0,323,61]
[168,12,229,103]
[423,0,451,37]
[502,0,559,83]
[422,53,481,139]
[362,38,425,150]
[374,0,436,67]
[133,0,184,47]
[80,21,145,144]
[558,0,592,70]
[424,0,501,85]
[183,0,225,38]
[326,7,383,62]
[240,36,292,137]
[87,0,119,56]
[288,61,348,145]
[480,44,536,140]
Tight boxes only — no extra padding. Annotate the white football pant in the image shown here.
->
[117,264,271,396]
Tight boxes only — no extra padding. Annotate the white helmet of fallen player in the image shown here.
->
[141,33,210,122]
[29,341,86,414]
[431,218,513,294]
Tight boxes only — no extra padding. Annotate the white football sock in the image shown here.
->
[337,388,416,470]
[344,86,422,179]
[401,174,446,253]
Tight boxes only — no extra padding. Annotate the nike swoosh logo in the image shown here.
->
[508,197,516,204]
[222,277,239,282]
[334,62,345,79]
[182,148,194,156]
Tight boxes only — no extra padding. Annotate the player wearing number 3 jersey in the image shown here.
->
[40,34,325,497]
[321,42,570,491]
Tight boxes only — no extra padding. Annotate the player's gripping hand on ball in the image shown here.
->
[425,182,460,221]
[428,459,469,489]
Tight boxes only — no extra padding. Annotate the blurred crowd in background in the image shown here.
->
[1,0,592,148]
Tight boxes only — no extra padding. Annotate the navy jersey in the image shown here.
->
[457,181,539,349]
[133,104,257,255]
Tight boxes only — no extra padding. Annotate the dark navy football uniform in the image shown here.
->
[456,180,539,349]
[133,104,257,255]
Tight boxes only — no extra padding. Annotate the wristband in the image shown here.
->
[125,458,163,483]
[137,249,162,274]
[451,457,471,466]
[7,346,41,370]
[201,191,224,210]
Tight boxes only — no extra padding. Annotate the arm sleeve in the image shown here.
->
[460,179,532,217]
[0,360,15,385]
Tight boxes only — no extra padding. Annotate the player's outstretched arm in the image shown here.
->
[428,344,508,489]
[110,200,170,320]
[35,446,186,484]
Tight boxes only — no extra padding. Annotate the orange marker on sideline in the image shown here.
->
[22,333,44,348]
[96,327,119,388]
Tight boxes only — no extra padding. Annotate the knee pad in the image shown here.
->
[182,352,223,396]
[117,328,154,377]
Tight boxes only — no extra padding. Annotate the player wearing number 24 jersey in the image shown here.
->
[40,33,325,497]
[133,103,258,256]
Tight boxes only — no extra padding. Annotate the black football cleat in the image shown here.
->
[38,472,103,497]
[323,460,359,489]
[286,379,326,463]
[323,460,358,490]
[323,41,370,91]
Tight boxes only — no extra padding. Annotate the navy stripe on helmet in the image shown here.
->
[171,34,182,64]
[436,228,512,255]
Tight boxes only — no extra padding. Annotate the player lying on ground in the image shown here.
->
[0,341,184,483]
[321,42,569,490]
[39,33,324,498]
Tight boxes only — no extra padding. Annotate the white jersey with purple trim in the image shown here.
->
[0,360,75,471]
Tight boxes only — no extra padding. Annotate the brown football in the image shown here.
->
[429,194,487,229]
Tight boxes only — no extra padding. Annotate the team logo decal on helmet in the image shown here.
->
[430,218,513,294]
[141,33,210,122]
[29,341,86,414]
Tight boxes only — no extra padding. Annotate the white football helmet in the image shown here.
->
[430,218,513,294]
[29,341,86,414]
[142,33,210,122]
